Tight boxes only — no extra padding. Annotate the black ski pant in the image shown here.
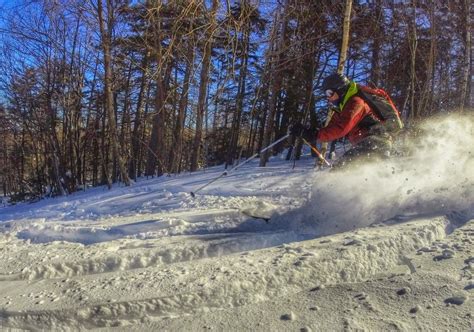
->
[331,135,392,169]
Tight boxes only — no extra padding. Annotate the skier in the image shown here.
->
[292,73,403,167]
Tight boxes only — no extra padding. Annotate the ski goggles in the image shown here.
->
[325,89,335,98]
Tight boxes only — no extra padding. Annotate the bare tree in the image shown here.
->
[321,0,353,160]
[130,52,150,180]
[259,2,288,167]
[459,0,471,112]
[170,45,194,174]
[337,0,353,74]
[190,0,218,172]
[95,0,131,186]
[145,0,169,177]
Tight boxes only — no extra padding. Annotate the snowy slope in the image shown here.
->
[0,115,473,331]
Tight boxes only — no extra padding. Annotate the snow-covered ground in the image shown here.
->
[0,115,473,331]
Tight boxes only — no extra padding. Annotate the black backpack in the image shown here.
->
[357,85,404,134]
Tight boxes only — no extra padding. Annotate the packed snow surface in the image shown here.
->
[0,115,473,331]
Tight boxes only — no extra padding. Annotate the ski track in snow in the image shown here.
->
[0,115,473,330]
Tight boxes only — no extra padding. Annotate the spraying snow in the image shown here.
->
[274,114,474,236]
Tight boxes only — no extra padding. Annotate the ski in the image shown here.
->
[241,210,271,223]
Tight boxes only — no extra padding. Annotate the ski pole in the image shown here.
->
[190,134,290,197]
[302,138,331,167]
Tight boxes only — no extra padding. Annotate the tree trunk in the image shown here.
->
[370,0,382,86]
[130,52,150,180]
[459,0,471,112]
[145,0,176,177]
[120,60,133,149]
[171,45,194,174]
[259,4,288,167]
[46,83,67,196]
[226,6,251,167]
[145,0,167,177]
[294,37,318,160]
[190,0,218,172]
[146,74,166,177]
[417,1,436,117]
[408,3,418,121]
[97,0,131,186]
[321,0,352,159]
[100,100,110,187]
[337,0,353,74]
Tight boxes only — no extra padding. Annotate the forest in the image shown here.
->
[0,0,471,200]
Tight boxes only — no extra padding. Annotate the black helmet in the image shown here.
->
[321,73,350,93]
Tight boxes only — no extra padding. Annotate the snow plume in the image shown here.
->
[277,114,474,237]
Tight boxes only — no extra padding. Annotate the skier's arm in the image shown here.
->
[317,98,369,142]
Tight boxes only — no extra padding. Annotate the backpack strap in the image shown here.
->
[357,85,404,134]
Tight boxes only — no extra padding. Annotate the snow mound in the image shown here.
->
[273,114,474,236]
[1,218,451,330]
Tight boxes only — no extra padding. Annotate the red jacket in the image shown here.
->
[317,95,382,145]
